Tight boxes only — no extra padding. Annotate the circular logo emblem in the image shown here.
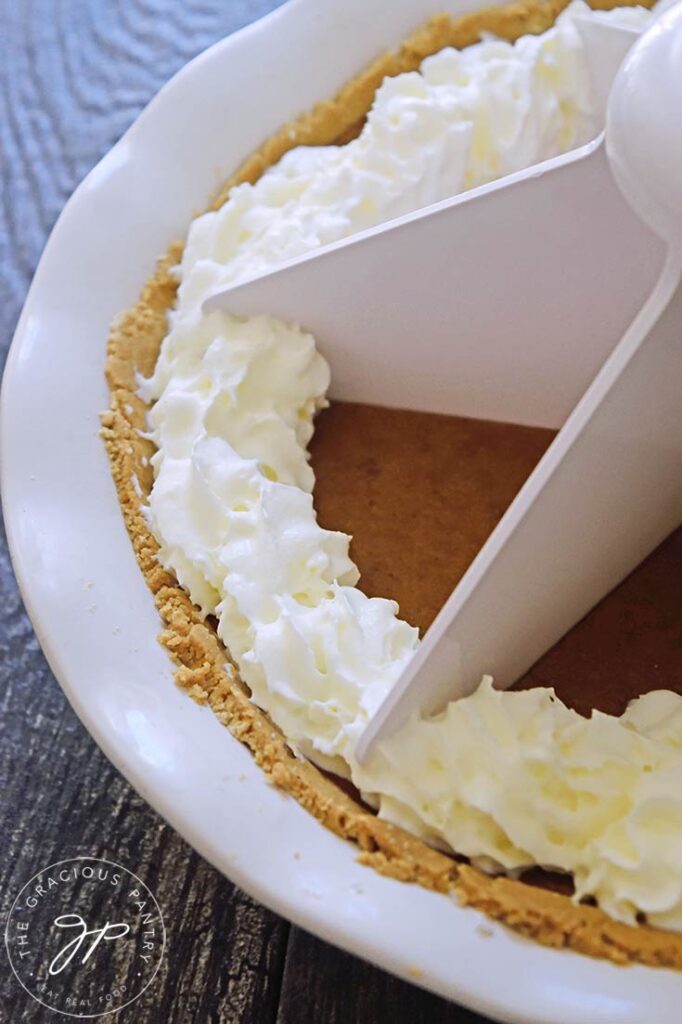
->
[5,857,165,1018]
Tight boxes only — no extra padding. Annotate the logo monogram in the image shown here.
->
[48,915,131,976]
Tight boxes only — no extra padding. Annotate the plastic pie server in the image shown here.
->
[204,7,682,762]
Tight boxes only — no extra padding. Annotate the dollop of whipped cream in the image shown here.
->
[141,0,682,930]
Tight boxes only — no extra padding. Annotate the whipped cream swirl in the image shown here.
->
[141,0,682,931]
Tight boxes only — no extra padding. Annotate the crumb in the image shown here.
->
[408,966,423,978]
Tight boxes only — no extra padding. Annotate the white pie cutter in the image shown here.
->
[205,7,682,762]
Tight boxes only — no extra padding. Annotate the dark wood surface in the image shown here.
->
[0,2,491,1021]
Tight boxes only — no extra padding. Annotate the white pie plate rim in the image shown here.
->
[2,0,680,1020]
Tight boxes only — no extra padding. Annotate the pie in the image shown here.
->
[102,0,682,968]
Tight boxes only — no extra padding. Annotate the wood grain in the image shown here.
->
[0,2,492,1021]
[276,929,488,1024]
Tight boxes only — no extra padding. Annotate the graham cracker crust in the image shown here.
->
[101,0,682,969]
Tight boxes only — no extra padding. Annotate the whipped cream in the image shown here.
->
[144,311,419,771]
[359,680,682,931]
[172,0,655,322]
[142,0,682,930]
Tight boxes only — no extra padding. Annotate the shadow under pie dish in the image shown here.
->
[101,0,682,972]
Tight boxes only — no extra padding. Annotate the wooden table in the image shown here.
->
[0,3,492,1020]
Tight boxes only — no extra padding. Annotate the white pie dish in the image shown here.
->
[2,0,681,1020]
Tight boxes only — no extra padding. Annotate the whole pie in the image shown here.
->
[102,0,682,969]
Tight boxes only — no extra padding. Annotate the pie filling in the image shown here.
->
[111,0,682,951]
